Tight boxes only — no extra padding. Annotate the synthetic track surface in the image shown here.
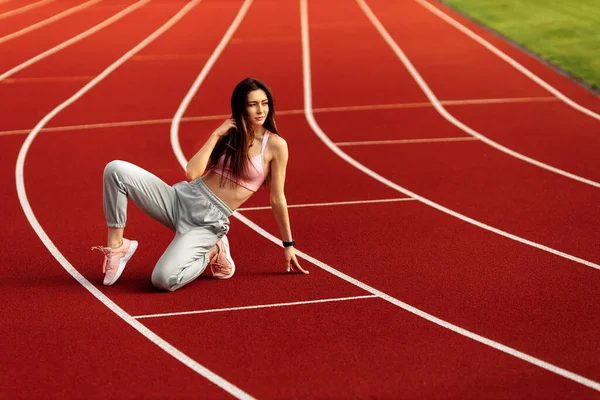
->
[3,0,599,398]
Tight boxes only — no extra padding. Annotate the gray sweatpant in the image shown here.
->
[103,160,232,291]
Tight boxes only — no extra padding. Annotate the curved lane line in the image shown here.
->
[0,0,101,45]
[304,1,600,273]
[15,1,255,399]
[0,0,150,81]
[416,0,600,121]
[358,0,600,189]
[170,1,253,159]
[0,0,53,20]
[300,0,600,391]
[171,0,600,393]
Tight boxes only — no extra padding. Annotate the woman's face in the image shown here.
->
[245,89,269,129]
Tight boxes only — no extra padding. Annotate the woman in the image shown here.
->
[92,77,308,292]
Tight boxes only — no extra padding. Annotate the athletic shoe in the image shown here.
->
[91,238,138,286]
[209,235,235,279]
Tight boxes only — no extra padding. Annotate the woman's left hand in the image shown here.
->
[285,247,309,274]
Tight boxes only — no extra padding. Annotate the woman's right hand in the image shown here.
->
[214,118,237,137]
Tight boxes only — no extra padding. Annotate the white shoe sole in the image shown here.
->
[219,235,235,279]
[104,240,138,286]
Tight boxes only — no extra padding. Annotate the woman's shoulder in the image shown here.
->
[266,132,288,150]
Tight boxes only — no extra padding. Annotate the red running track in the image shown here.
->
[2,0,599,398]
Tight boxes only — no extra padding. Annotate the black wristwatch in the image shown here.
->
[282,240,295,247]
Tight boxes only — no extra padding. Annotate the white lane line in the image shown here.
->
[313,96,559,113]
[1,129,35,136]
[238,197,415,211]
[15,2,255,399]
[133,295,379,319]
[301,0,600,392]
[442,97,559,106]
[170,0,253,158]
[0,97,556,136]
[131,52,209,61]
[335,137,478,146]
[0,116,194,136]
[0,0,150,82]
[0,0,52,20]
[2,75,94,83]
[417,0,600,121]
[358,0,600,190]
[0,0,100,45]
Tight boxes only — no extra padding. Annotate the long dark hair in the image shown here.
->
[207,77,279,187]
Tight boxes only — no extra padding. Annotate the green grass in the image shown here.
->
[442,0,600,92]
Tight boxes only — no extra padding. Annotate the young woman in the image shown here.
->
[92,77,308,291]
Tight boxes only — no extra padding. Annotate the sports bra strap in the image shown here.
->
[260,131,270,154]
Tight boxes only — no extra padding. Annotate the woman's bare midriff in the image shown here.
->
[201,170,255,211]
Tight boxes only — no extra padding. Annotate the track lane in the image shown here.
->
[0,1,139,74]
[303,2,427,108]
[361,0,600,184]
[23,0,596,396]
[0,0,90,37]
[361,0,548,100]
[142,293,598,399]
[307,0,600,266]
[369,0,600,111]
[246,199,600,385]
[317,108,600,264]
[421,0,600,112]
[0,0,28,14]
[49,0,246,126]
[12,2,188,79]
[303,0,600,391]
[447,101,600,182]
[0,0,52,19]
[16,0,600,396]
[170,0,600,394]
[0,0,146,132]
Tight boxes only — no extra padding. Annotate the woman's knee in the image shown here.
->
[151,268,177,292]
[103,160,127,179]
[151,256,207,292]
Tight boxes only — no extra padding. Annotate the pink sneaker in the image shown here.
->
[91,238,138,286]
[209,235,235,279]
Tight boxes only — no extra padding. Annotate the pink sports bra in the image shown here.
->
[212,131,270,192]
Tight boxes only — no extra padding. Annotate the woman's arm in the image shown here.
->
[269,136,309,274]
[186,118,236,180]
